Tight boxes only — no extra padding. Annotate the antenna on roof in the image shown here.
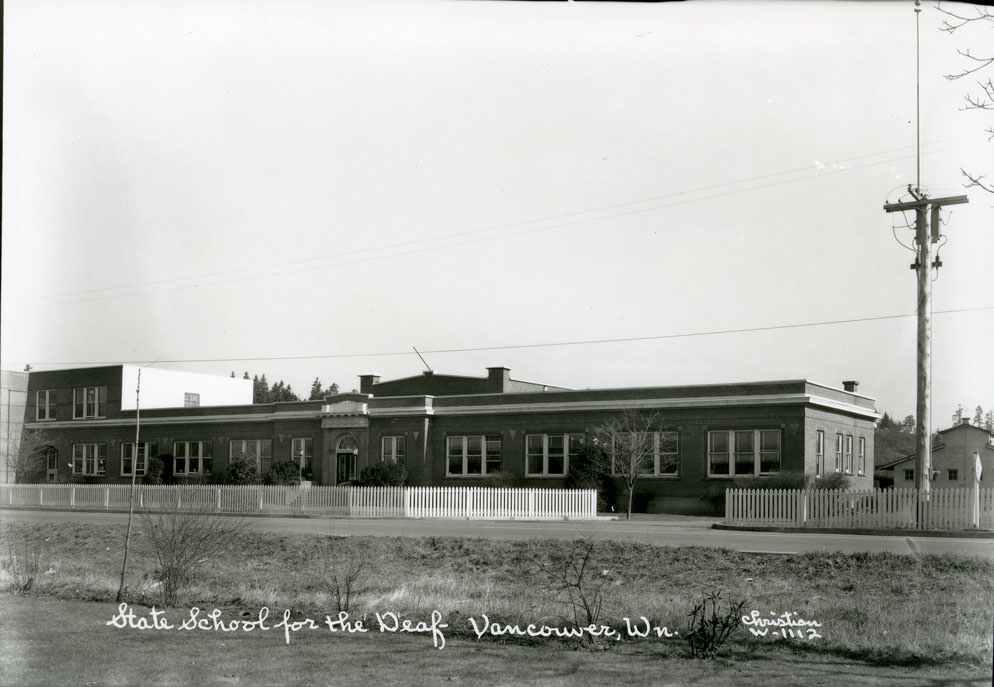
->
[413,347,433,373]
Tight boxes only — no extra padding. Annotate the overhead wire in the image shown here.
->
[19,305,993,368]
[38,139,972,307]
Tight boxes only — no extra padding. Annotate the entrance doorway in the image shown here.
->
[336,435,358,484]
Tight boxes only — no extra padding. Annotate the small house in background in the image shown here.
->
[20,365,878,514]
[878,421,994,489]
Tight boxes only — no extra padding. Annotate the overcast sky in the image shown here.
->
[3,0,992,421]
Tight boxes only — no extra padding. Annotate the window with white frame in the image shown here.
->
[834,433,844,473]
[707,430,781,477]
[381,436,406,464]
[36,390,56,421]
[291,437,313,478]
[815,430,825,479]
[857,436,866,476]
[904,468,914,481]
[446,435,501,476]
[526,434,583,476]
[608,431,680,477]
[174,440,214,476]
[230,439,271,474]
[73,386,107,419]
[948,469,958,481]
[121,442,156,477]
[844,435,854,474]
[72,443,107,476]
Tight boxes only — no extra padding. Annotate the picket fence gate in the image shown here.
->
[725,486,994,531]
[0,484,598,520]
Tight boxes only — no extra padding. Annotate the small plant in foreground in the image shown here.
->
[685,591,746,659]
[143,508,245,606]
[3,540,42,593]
[329,557,367,614]
[544,540,611,645]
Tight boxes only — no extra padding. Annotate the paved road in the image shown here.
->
[3,508,992,558]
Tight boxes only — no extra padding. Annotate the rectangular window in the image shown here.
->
[857,437,866,476]
[844,435,854,474]
[447,435,501,476]
[608,432,680,477]
[292,437,313,478]
[815,430,825,479]
[381,436,406,464]
[229,439,271,474]
[526,434,583,476]
[948,469,958,481]
[184,392,200,408]
[834,434,844,473]
[759,430,781,474]
[175,441,214,476]
[708,430,782,477]
[904,469,914,481]
[121,442,156,477]
[36,390,56,421]
[72,443,107,476]
[73,387,107,419]
[708,431,730,476]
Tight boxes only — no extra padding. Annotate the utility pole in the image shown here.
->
[116,369,141,602]
[883,191,968,495]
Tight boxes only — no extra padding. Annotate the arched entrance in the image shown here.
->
[336,434,358,484]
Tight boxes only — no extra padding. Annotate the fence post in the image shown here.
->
[105,487,110,509]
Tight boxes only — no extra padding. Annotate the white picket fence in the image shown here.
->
[725,487,994,531]
[0,484,598,520]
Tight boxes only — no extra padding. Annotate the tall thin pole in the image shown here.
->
[116,369,141,603]
[914,202,931,495]
[914,0,921,193]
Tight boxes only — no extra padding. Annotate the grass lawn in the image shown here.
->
[2,596,991,687]
[1,517,992,685]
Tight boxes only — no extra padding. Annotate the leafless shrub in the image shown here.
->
[142,507,245,606]
[685,591,746,659]
[544,540,611,645]
[3,540,42,593]
[329,557,367,614]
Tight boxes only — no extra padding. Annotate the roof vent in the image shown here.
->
[842,380,859,393]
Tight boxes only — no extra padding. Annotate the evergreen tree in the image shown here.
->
[309,378,324,400]
[985,411,993,432]
[253,374,270,403]
[270,380,300,402]
[973,405,984,426]
[953,404,965,426]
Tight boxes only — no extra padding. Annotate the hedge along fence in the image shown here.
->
[0,484,598,520]
[725,486,994,531]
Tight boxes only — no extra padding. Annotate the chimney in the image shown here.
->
[842,380,859,393]
[487,366,511,392]
[359,375,381,394]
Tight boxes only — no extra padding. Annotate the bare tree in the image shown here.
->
[12,429,55,483]
[938,2,994,194]
[591,410,659,520]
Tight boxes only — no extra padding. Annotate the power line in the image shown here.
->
[20,305,992,367]
[38,138,972,306]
